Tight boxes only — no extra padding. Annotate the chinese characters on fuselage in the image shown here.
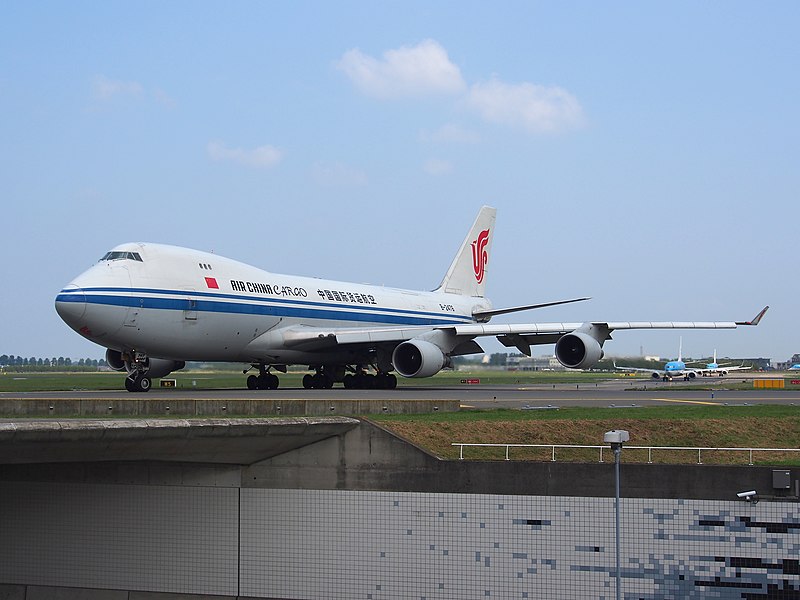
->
[317,289,377,305]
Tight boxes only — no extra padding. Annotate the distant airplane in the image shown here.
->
[615,338,700,381]
[692,350,751,377]
[789,364,800,371]
[55,206,769,392]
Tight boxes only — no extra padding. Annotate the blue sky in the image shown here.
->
[1,1,797,362]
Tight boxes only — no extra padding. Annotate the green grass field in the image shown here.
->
[372,405,800,465]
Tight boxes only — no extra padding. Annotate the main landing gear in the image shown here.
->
[244,364,398,391]
[342,370,397,390]
[246,364,280,390]
[300,366,397,390]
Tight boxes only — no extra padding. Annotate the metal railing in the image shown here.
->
[451,443,800,465]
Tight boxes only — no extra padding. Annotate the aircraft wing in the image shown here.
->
[704,364,751,373]
[245,307,767,358]
[452,319,745,356]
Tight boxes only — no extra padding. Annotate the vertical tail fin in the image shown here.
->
[436,206,496,297]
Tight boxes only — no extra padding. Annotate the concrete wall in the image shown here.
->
[246,419,799,502]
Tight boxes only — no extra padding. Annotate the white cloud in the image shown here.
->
[423,158,454,175]
[466,79,585,133]
[207,141,283,168]
[92,76,143,100]
[312,162,368,186]
[420,123,480,144]
[152,88,177,108]
[336,39,466,99]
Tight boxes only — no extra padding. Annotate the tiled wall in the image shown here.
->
[241,489,800,599]
[1,482,798,599]
[0,481,238,596]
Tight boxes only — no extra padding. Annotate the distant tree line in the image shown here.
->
[0,355,107,372]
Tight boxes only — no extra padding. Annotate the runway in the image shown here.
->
[3,380,799,410]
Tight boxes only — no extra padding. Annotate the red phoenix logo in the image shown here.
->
[471,229,490,284]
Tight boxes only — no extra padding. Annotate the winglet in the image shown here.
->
[736,305,769,326]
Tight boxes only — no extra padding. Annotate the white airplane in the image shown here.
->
[55,206,769,392]
[692,350,751,377]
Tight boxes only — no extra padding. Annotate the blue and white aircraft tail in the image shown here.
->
[55,206,768,392]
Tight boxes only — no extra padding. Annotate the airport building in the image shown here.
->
[0,410,798,599]
[776,353,800,370]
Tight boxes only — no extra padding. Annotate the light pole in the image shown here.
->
[604,429,629,600]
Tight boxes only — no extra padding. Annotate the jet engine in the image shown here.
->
[392,339,450,378]
[146,358,186,379]
[105,349,127,371]
[104,349,185,378]
[555,332,604,369]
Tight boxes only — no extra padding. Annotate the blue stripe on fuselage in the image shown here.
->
[59,286,469,322]
[55,289,472,327]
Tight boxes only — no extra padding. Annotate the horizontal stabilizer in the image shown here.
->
[472,297,590,320]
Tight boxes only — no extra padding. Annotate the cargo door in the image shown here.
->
[183,288,198,321]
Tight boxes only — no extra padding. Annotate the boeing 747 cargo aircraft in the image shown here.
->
[55,206,768,392]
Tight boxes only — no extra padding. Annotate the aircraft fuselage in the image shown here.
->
[55,242,490,366]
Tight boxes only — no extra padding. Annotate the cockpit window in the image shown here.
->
[100,251,143,262]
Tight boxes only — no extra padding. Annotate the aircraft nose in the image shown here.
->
[55,284,87,327]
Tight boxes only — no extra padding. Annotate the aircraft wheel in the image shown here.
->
[125,377,135,392]
[386,373,397,389]
[302,374,313,389]
[247,375,259,390]
[343,374,354,389]
[135,375,152,392]
[268,374,279,389]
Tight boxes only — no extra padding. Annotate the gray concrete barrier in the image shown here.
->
[0,398,459,417]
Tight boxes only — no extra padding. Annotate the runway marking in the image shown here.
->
[654,398,721,406]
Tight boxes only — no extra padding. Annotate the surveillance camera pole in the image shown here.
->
[612,441,621,600]
[605,430,629,600]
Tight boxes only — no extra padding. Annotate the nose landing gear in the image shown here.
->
[125,373,152,393]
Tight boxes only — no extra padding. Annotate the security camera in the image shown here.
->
[737,490,758,503]
[604,430,630,444]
